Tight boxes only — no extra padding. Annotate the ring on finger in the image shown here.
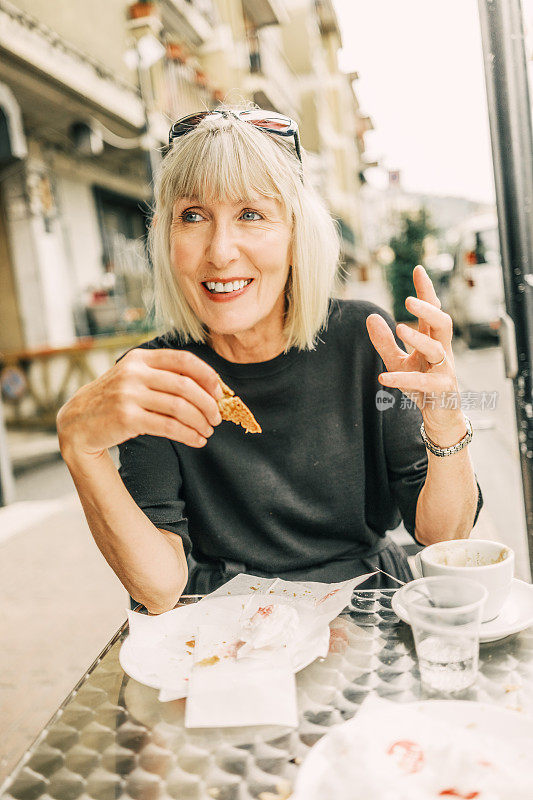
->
[398,324,445,364]
[429,352,447,367]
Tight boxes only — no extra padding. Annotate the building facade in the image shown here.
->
[281,0,372,269]
[0,0,372,353]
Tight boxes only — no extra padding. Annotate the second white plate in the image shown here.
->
[291,698,533,800]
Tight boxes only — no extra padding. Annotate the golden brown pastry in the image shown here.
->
[217,377,262,434]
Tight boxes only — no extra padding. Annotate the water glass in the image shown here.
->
[402,576,488,693]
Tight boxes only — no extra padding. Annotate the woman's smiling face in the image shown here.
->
[170,194,292,343]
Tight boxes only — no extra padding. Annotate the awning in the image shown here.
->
[0,82,27,166]
[242,0,289,28]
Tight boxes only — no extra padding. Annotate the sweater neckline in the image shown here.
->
[190,340,302,379]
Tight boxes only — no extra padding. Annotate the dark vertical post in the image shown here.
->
[0,399,14,506]
[478,0,533,577]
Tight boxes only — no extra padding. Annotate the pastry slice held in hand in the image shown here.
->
[217,377,262,434]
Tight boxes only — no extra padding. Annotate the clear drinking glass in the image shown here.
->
[402,576,488,693]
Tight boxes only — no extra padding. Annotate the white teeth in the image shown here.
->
[204,279,252,293]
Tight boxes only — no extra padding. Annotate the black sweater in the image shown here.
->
[118,299,483,576]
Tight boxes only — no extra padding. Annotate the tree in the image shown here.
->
[386,207,437,321]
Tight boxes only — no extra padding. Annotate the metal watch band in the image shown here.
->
[420,415,473,457]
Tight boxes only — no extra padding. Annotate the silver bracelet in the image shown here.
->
[420,415,473,457]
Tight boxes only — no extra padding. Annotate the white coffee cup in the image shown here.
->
[413,540,514,623]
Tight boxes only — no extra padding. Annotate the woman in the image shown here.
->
[57,105,483,614]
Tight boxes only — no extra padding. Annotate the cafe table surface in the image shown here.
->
[2,589,533,800]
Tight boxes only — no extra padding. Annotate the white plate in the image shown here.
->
[391,577,533,642]
[292,699,533,800]
[409,699,533,736]
[119,594,330,697]
[120,600,198,693]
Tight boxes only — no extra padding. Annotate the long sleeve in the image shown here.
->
[377,308,484,539]
[382,387,429,537]
[118,434,192,558]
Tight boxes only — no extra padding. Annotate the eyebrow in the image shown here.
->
[178,196,278,208]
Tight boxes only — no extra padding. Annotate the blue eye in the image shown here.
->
[179,209,262,223]
[181,211,203,223]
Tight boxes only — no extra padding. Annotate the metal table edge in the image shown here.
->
[0,595,204,797]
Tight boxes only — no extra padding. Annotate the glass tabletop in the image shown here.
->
[2,590,533,800]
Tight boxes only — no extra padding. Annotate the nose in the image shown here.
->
[205,220,240,270]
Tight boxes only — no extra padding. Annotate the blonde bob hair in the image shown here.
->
[149,103,341,350]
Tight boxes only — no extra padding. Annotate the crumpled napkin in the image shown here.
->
[237,599,300,657]
[184,618,298,729]
[292,695,533,800]
[121,571,377,709]
[184,600,302,728]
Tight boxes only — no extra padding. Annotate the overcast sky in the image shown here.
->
[333,0,533,203]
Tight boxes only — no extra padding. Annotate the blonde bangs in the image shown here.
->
[149,105,340,349]
[160,116,294,213]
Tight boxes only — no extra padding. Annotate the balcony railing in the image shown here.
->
[0,333,156,430]
[0,0,143,127]
[163,58,214,120]
[246,28,299,115]
[160,0,217,47]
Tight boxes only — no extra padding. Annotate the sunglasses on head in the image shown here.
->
[168,109,302,163]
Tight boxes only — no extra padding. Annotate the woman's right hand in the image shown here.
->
[56,348,223,457]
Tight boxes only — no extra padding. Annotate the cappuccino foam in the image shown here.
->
[430,546,508,568]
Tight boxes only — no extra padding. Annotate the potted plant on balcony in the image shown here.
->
[194,69,208,87]
[128,1,158,21]
[166,42,186,63]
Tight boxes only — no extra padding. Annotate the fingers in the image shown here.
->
[140,387,216,440]
[146,369,222,427]
[396,323,446,365]
[366,314,407,371]
[117,349,225,447]
[138,408,208,448]
[412,265,441,335]
[379,371,451,393]
[404,297,453,346]
[144,349,223,400]
[414,264,441,306]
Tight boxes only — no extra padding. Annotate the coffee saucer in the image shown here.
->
[391,578,533,643]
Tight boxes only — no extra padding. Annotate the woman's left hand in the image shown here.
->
[366,264,466,445]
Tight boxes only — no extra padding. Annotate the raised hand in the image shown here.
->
[366,264,466,442]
